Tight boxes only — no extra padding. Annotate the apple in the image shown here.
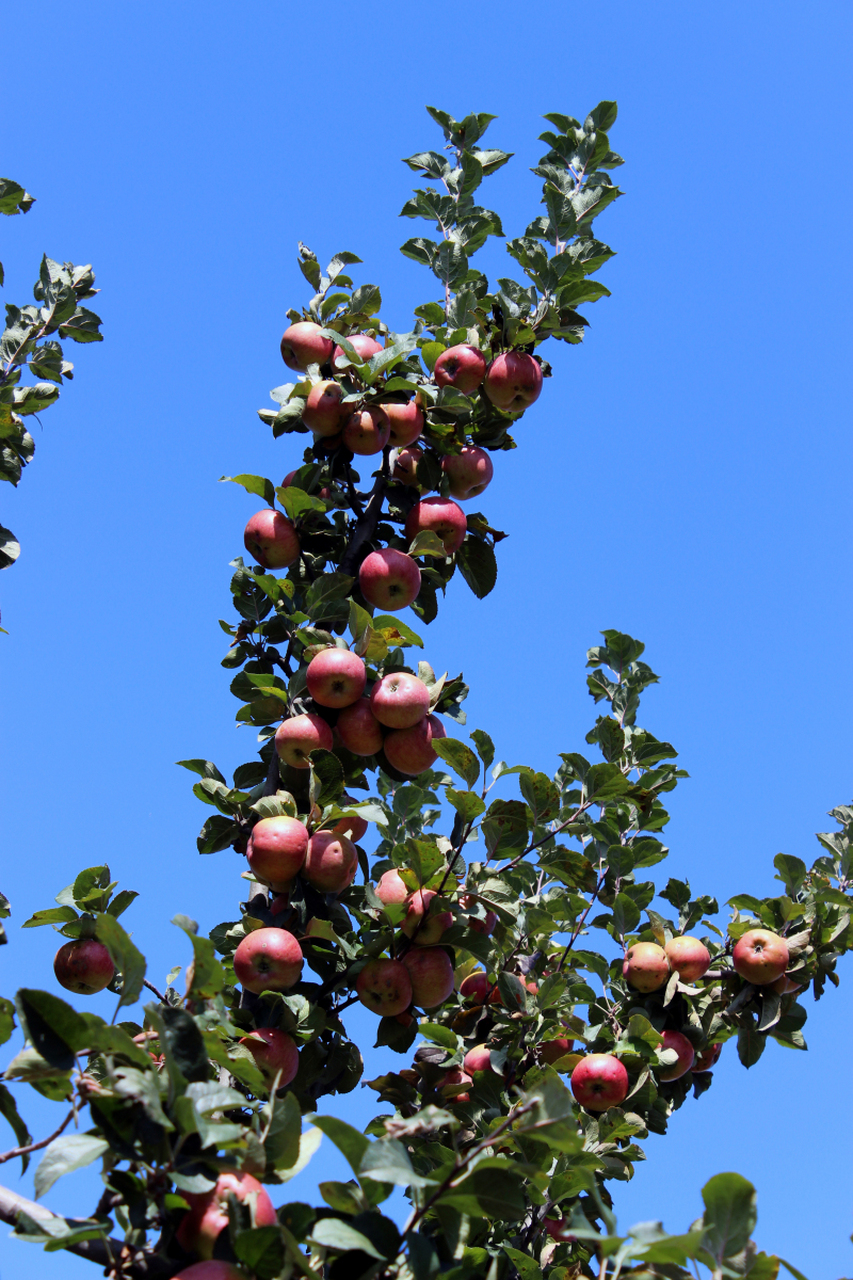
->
[441,447,494,501]
[375,869,409,904]
[434,344,487,394]
[402,889,453,944]
[440,1068,472,1103]
[342,405,391,456]
[469,909,498,935]
[384,714,445,776]
[383,400,423,447]
[658,1029,695,1081]
[483,351,543,413]
[306,648,366,708]
[238,1027,299,1088]
[693,1043,722,1072]
[281,470,297,487]
[392,444,428,489]
[732,929,790,985]
[303,831,358,893]
[770,973,802,995]
[176,1171,276,1257]
[174,1265,249,1280]
[53,939,115,995]
[359,548,421,611]
[333,333,382,367]
[356,957,412,1016]
[233,928,303,993]
[463,1045,495,1075]
[622,941,671,993]
[404,496,467,555]
[570,1054,629,1112]
[246,816,309,888]
[491,974,536,1006]
[331,812,369,843]
[370,671,431,728]
[403,947,454,1008]
[540,1037,574,1066]
[243,509,300,570]
[335,697,384,755]
[280,321,334,371]
[665,936,711,983]
[302,380,345,436]
[543,1217,576,1243]
[459,971,493,1004]
[274,713,334,768]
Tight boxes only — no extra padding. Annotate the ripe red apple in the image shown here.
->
[306,648,366,708]
[403,947,455,1008]
[383,400,423,447]
[483,351,543,413]
[732,929,790,985]
[53,939,115,995]
[233,928,303,993]
[770,973,802,995]
[402,888,453,944]
[303,831,358,893]
[665,935,711,983]
[370,671,431,728]
[463,1045,495,1075]
[440,1068,473,1103]
[331,812,369,842]
[623,942,671,993]
[174,1265,248,1280]
[302,380,345,436]
[434,344,487,394]
[335,697,384,755]
[333,334,382,367]
[246,816,309,888]
[541,1037,574,1066]
[459,971,493,1004]
[281,470,297,487]
[355,957,412,1016]
[280,321,334,372]
[359,548,421,612]
[177,1170,276,1259]
[342,405,391,456]
[392,444,427,488]
[274,713,334,768]
[543,1217,576,1244]
[658,1029,695,1081]
[238,1027,299,1087]
[243,509,300,570]
[441,447,494,501]
[570,1054,629,1112]
[404,496,467,555]
[375,869,409,905]
[384,714,446,775]
[693,1043,722,1072]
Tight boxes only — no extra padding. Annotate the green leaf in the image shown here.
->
[0,523,20,569]
[470,729,495,770]
[360,1138,433,1188]
[221,473,276,506]
[145,1002,210,1084]
[0,179,35,215]
[95,913,146,1009]
[304,572,354,620]
[372,615,424,648]
[441,1166,526,1220]
[15,990,88,1070]
[278,485,327,519]
[701,1172,757,1263]
[503,1247,543,1278]
[173,916,224,999]
[233,1225,285,1278]
[456,538,497,598]
[21,906,78,929]
[34,1134,109,1199]
[0,1082,31,1164]
[431,737,480,788]
[310,1115,368,1176]
[737,1017,766,1068]
[177,758,227,784]
[310,1218,384,1258]
[261,1089,302,1170]
[445,788,485,821]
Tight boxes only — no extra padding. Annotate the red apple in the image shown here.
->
[543,1217,576,1244]
[770,973,802,995]
[281,470,297,487]
[665,936,711,983]
[53,939,115,995]
[383,400,423,447]
[404,496,467,555]
[469,909,498,935]
[440,1068,472,1103]
[335,697,384,755]
[401,889,453,945]
[359,548,421,611]
[693,1043,722,1072]
[177,1170,276,1259]
[246,816,309,888]
[331,812,368,843]
[306,648,366,708]
[459,971,493,1004]
[441,447,494,501]
[732,929,790,985]
[463,1045,495,1075]
[233,928,303,993]
[483,351,543,413]
[384,714,446,776]
[658,1029,695,1081]
[302,380,345,436]
[434,344,487,395]
[540,1037,574,1066]
[333,334,382,367]
[623,942,671,993]
[370,671,431,728]
[243,509,300,570]
[342,405,391,456]
[303,831,358,893]
[355,957,412,1016]
[403,947,454,1008]
[570,1054,629,1112]
[274,713,334,768]
[280,321,334,372]
[376,869,409,905]
[392,444,427,488]
[238,1027,299,1087]
[174,1265,248,1280]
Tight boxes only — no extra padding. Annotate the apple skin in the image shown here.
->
[176,1171,276,1259]
[623,941,671,993]
[463,1045,495,1075]
[335,697,384,755]
[434,344,487,394]
[306,648,366,708]
[342,405,391,456]
[370,671,431,728]
[392,444,425,488]
[331,813,369,843]
[383,400,423,447]
[570,1054,630,1112]
[658,1029,695,1081]
[356,957,412,1016]
[174,1265,249,1280]
[469,910,498,935]
[333,333,382,367]
[243,509,300,570]
[404,496,467,555]
[543,1218,576,1244]
[376,869,409,905]
[440,1068,473,1103]
[274,713,334,768]
[280,321,334,372]
[441,447,494,501]
[302,380,345,436]
[53,939,115,995]
[770,973,802,995]
[303,831,358,893]
[483,351,543,413]
[233,928,303,993]
[238,1027,299,1087]
[460,971,493,1004]
[358,548,421,612]
[732,929,790,985]
[403,947,455,1008]
[402,889,453,945]
[384,714,446,776]
[246,816,309,888]
[693,1043,722,1072]
[540,1037,574,1066]
[665,935,711,983]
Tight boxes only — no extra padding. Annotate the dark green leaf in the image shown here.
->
[431,738,480,788]
[310,1115,369,1176]
[456,538,497,598]
[220,474,276,506]
[95,913,146,1009]
[34,1134,109,1199]
[0,524,20,569]
[701,1172,757,1263]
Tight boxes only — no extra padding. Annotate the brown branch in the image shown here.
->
[338,453,390,578]
[143,979,169,1005]
[0,1107,73,1167]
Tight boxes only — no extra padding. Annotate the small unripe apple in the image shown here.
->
[392,444,426,488]
[402,889,453,944]
[302,380,346,435]
[732,929,790,985]
[333,334,382,367]
[359,548,421,611]
[54,939,115,995]
[274,713,334,768]
[375,869,409,905]
[370,671,431,728]
[403,947,455,1008]
[383,713,446,775]
[356,957,412,1016]
[335,697,384,755]
[441,447,494,501]
[658,1029,695,1081]
[693,1043,722,1072]
[280,321,334,371]
[342,405,391,456]
[306,648,366,708]
[238,1027,299,1087]
[303,831,358,893]
[383,400,424,447]
[404,496,467,555]
[233,928,303,993]
[434,344,486,394]
[570,1054,629,1112]
[246,816,309,888]
[483,351,543,413]
[176,1171,276,1259]
[665,935,711,983]
[623,942,671,993]
[244,509,300,570]
[463,1045,495,1074]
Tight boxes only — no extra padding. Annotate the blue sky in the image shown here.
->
[1,3,851,1276]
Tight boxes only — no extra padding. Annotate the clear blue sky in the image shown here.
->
[1,3,851,1276]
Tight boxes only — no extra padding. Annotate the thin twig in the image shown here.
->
[143,979,169,1005]
[0,1108,74,1167]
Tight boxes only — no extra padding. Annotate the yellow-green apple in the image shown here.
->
[176,1171,276,1259]
[459,971,493,1004]
[693,1043,722,1072]
[306,648,366,708]
[53,939,114,995]
[665,936,711,983]
[342,405,391,456]
[246,816,309,888]
[541,1037,574,1066]
[732,929,790,985]
[440,1068,472,1103]
[233,928,303,993]
[383,714,446,775]
[402,889,453,944]
[441,446,494,501]
[658,1029,695,1081]
[369,671,431,728]
[303,831,358,893]
[570,1054,629,1111]
[274,713,333,768]
[238,1027,299,1088]
[280,321,334,371]
[623,941,671,993]
[375,868,409,904]
[355,957,412,1015]
[358,548,421,611]
[404,496,467,554]
[434,344,486,394]
[770,973,802,995]
[174,1265,249,1280]
[243,509,300,570]
[333,334,382,367]
[403,947,454,1008]
[392,444,427,488]
[302,380,345,436]
[463,1045,495,1074]
[383,400,423,447]
[483,352,543,413]
[335,697,384,755]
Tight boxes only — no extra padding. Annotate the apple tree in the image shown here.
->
[1,105,847,1280]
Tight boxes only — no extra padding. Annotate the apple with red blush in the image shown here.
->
[383,714,445,776]
[238,1027,299,1088]
[280,321,334,371]
[622,941,670,993]
[459,971,493,1004]
[359,548,421,611]
[440,1068,473,1103]
[306,648,365,708]
[303,831,358,893]
[402,889,452,944]
[274,713,333,768]
[657,1029,695,1081]
[176,1171,276,1259]
[405,496,467,555]
[370,670,431,728]
[233,928,303,993]
[732,929,790,985]
[246,816,309,888]
[342,405,390,456]
[302,380,345,436]
[243,510,300,570]
[356,957,412,1016]
[392,444,425,488]
[693,1043,722,1072]
[665,935,711,983]
[335,698,384,755]
[483,351,543,413]
[570,1054,629,1112]
[383,400,423,447]
[441,447,493,501]
[540,1037,574,1066]
[434,344,486,394]
[54,939,115,995]
[333,333,382,367]
[463,1045,495,1075]
[403,947,454,1008]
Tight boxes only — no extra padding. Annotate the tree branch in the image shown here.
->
[0,1107,73,1167]
[338,454,390,578]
